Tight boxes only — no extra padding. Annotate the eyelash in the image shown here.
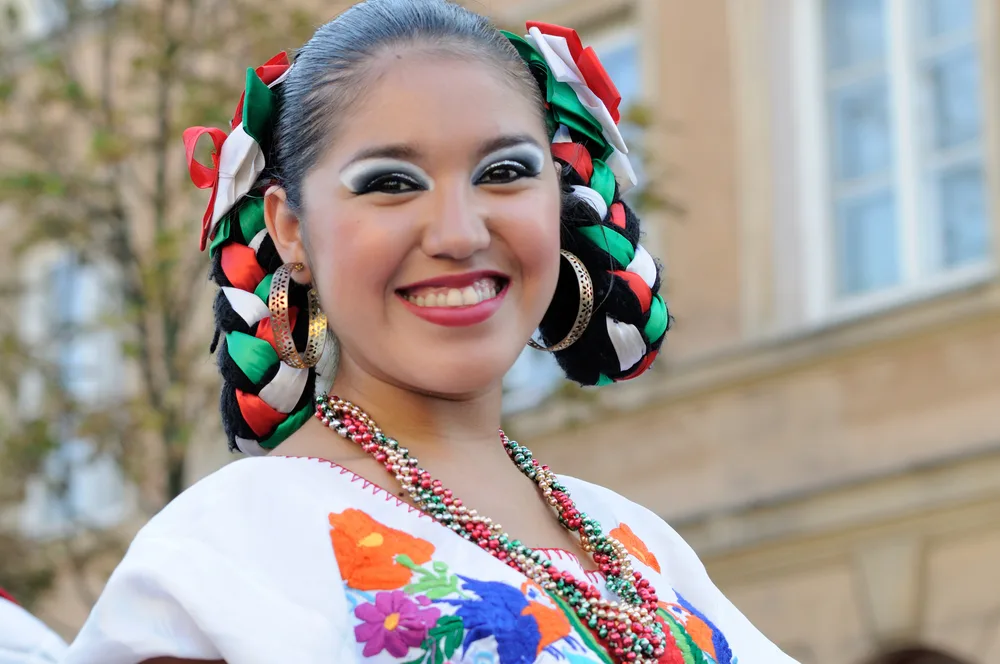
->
[357,173,425,195]
[476,159,538,185]
[356,159,539,195]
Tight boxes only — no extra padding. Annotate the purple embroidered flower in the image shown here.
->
[354,590,441,658]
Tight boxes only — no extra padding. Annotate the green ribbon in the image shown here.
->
[254,273,273,306]
[226,330,278,384]
[589,159,616,207]
[644,295,669,342]
[261,402,313,448]
[595,374,614,386]
[209,198,267,257]
[578,225,635,268]
[504,31,611,157]
[242,68,277,147]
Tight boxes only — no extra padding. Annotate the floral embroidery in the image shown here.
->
[520,581,572,653]
[354,590,441,658]
[331,509,734,664]
[329,509,435,590]
[444,577,541,663]
[609,522,661,573]
[669,593,734,664]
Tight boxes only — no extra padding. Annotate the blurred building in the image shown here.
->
[500,1,1000,663]
[6,0,1000,662]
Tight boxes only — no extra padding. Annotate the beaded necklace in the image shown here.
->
[316,394,668,663]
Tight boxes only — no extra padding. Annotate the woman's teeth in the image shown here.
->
[403,278,500,308]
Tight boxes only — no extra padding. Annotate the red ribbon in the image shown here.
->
[184,51,291,252]
[230,52,292,129]
[609,201,627,230]
[0,587,17,605]
[183,126,228,251]
[255,307,298,352]
[220,244,266,292]
[551,142,594,183]
[236,389,286,438]
[622,350,657,381]
[526,22,623,124]
[612,270,652,313]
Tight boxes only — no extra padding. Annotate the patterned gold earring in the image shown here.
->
[268,262,327,369]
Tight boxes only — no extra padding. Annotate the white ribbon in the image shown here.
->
[235,436,267,457]
[207,124,265,238]
[552,124,573,144]
[527,28,630,156]
[258,362,309,413]
[606,147,638,194]
[249,229,268,253]
[570,185,609,220]
[626,244,657,288]
[605,317,646,371]
[222,287,270,326]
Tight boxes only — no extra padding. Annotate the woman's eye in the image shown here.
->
[477,160,533,185]
[360,174,423,194]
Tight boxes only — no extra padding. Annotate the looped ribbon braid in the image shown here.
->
[185,52,325,455]
[505,23,670,383]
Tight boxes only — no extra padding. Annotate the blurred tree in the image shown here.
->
[0,0,324,610]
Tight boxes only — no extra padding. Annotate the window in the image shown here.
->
[502,28,642,413]
[801,0,992,318]
[18,251,125,537]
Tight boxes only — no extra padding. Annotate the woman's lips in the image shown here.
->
[396,276,509,327]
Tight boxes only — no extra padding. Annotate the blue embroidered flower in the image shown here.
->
[443,577,542,664]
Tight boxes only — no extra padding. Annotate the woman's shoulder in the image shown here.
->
[64,456,357,664]
[132,456,342,543]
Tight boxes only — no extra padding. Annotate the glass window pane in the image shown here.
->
[925,46,982,150]
[835,190,900,295]
[830,79,893,181]
[825,0,887,70]
[938,164,989,267]
[924,0,975,38]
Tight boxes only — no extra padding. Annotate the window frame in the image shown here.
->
[793,0,996,326]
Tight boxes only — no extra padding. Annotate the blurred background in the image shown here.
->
[0,0,998,662]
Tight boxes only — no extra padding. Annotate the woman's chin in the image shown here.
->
[400,357,514,400]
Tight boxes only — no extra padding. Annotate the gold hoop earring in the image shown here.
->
[528,250,594,353]
[268,262,327,369]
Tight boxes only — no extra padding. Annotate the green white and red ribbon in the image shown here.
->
[184,52,292,252]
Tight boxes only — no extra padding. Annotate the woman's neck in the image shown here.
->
[285,355,508,470]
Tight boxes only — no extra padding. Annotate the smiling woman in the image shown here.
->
[61,1,795,663]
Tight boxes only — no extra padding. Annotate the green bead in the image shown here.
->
[588,618,598,628]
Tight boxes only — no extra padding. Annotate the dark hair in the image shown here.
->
[206,0,669,454]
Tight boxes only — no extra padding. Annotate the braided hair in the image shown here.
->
[184,0,670,455]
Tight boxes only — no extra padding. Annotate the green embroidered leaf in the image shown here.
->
[429,616,464,661]
[398,556,466,599]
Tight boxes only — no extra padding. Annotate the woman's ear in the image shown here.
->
[264,186,314,284]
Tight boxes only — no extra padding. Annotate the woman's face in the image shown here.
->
[289,52,561,397]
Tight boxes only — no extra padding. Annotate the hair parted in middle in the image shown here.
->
[183,0,671,456]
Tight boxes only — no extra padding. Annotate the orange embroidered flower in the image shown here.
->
[609,522,661,573]
[520,581,571,653]
[329,509,435,591]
